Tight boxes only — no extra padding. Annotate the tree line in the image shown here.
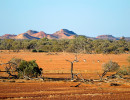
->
[0,36,130,54]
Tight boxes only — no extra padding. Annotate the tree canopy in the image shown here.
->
[0,36,130,54]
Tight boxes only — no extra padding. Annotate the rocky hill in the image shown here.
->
[30,31,47,39]
[0,29,77,40]
[49,29,77,39]
[15,33,40,40]
[0,34,17,39]
[0,29,129,40]
[96,35,119,40]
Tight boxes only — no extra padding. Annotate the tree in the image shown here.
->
[0,39,14,50]
[99,60,120,80]
[0,37,129,54]
[66,55,79,80]
[59,39,69,52]
[0,58,21,79]
[73,36,88,53]
[12,40,22,52]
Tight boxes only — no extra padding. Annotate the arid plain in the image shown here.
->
[0,51,130,100]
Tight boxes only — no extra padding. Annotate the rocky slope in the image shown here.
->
[0,34,17,39]
[96,35,119,40]
[0,29,129,40]
[0,29,77,40]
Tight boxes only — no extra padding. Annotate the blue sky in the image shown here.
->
[0,0,130,37]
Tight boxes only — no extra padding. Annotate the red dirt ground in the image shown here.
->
[0,51,130,100]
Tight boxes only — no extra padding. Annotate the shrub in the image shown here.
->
[17,60,43,78]
[102,60,120,72]
[117,66,130,76]
[99,60,120,80]
[117,66,128,75]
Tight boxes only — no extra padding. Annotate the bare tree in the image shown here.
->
[66,55,79,80]
[0,61,18,78]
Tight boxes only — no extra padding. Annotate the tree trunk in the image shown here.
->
[71,62,74,80]
[100,71,108,81]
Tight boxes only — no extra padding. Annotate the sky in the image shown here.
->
[0,0,130,37]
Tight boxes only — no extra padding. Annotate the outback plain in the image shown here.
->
[1,0,130,99]
[0,51,130,100]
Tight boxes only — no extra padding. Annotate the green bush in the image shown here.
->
[17,60,43,78]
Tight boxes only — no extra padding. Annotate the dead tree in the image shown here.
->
[66,55,79,80]
[75,73,85,82]
[0,61,18,78]
[66,60,74,80]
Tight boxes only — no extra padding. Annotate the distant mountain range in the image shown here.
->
[95,35,130,41]
[0,29,130,41]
